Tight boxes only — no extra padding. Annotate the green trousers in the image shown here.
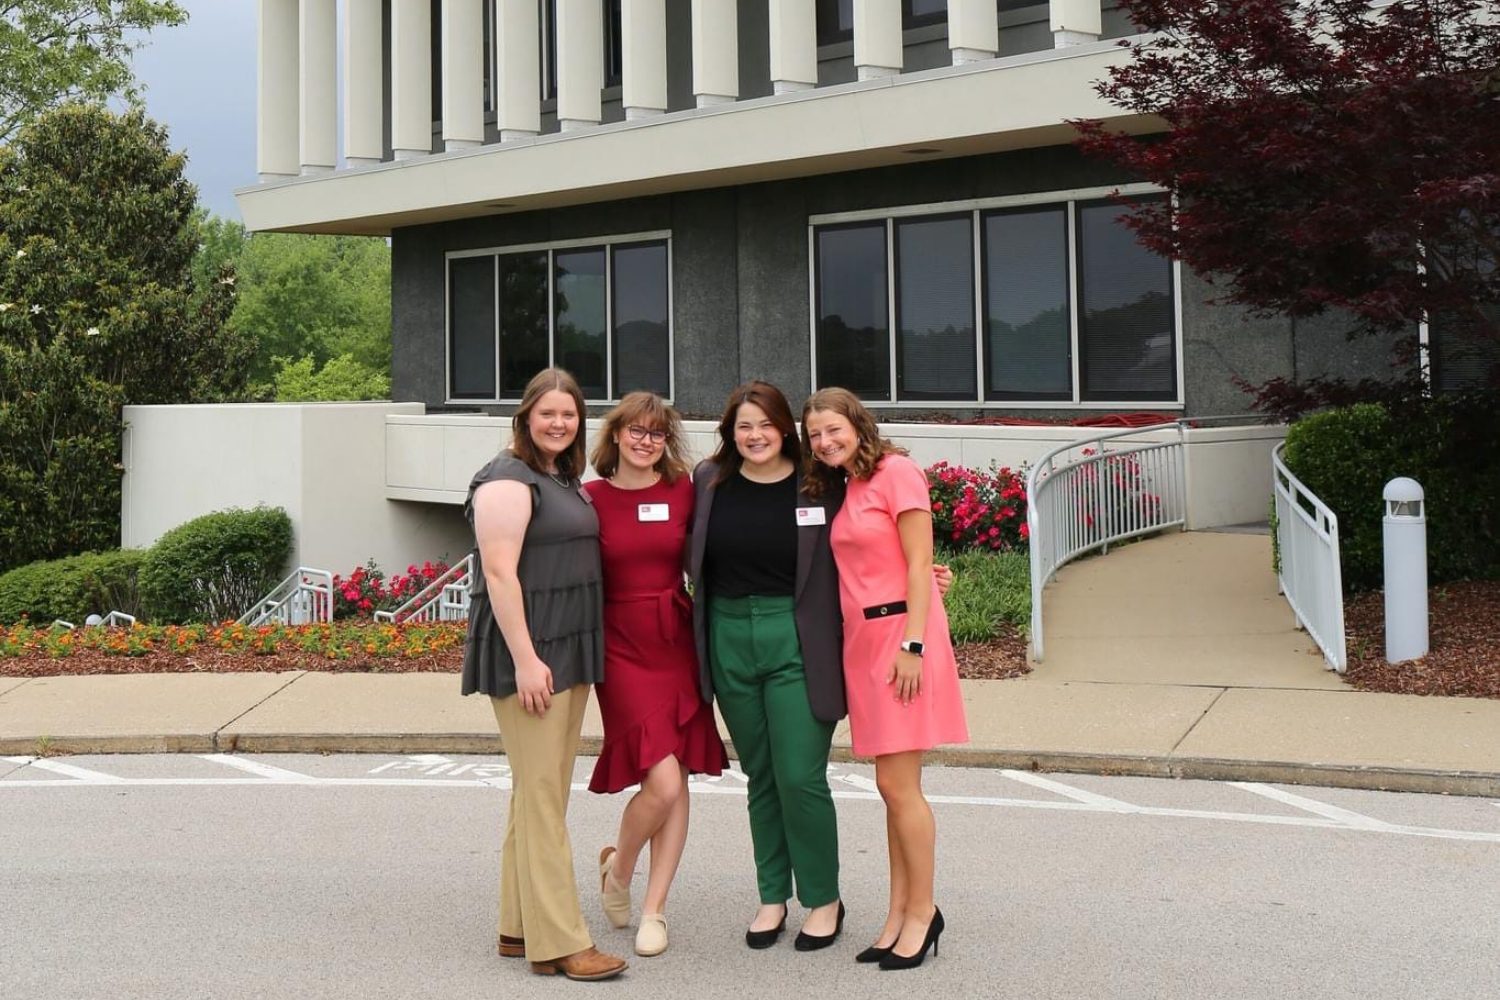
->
[709,594,839,908]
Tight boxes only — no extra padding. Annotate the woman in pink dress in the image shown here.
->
[801,387,969,972]
[586,392,728,958]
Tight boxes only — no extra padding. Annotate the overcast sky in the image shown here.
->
[132,1,258,221]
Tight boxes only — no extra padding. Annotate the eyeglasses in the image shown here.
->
[625,425,667,444]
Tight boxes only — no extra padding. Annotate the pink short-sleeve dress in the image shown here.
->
[829,454,969,758]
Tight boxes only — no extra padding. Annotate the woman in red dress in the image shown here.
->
[586,391,728,959]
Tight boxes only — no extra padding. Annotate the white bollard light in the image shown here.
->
[1382,477,1428,663]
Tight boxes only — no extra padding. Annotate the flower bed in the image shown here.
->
[927,461,1029,553]
[0,621,466,677]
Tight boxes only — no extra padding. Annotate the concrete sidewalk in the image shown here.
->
[2,532,1496,796]
[2,671,1498,796]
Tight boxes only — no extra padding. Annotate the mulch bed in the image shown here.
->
[954,624,1031,681]
[1341,579,1500,699]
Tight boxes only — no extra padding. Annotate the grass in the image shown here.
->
[939,548,1031,644]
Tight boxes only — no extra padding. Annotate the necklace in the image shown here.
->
[545,469,572,489]
[609,472,660,490]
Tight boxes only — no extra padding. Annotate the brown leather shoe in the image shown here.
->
[530,947,628,982]
[497,934,525,958]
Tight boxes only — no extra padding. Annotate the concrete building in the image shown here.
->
[127,1,1437,574]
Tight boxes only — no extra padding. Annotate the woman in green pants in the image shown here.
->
[688,381,847,951]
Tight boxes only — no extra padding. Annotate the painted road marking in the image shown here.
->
[200,754,316,782]
[1231,782,1396,831]
[1000,769,1136,811]
[3,756,126,783]
[3,763,1498,845]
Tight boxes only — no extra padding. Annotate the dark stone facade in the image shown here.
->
[391,144,1405,420]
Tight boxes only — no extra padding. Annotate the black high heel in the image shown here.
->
[745,905,787,950]
[793,901,845,951]
[878,907,944,970]
[854,942,894,964]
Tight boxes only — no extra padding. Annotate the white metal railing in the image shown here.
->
[373,555,474,624]
[237,568,334,627]
[1272,442,1346,672]
[1027,421,1188,662]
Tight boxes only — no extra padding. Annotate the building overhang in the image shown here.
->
[236,39,1159,236]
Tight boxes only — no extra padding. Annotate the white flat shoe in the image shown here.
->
[635,913,668,957]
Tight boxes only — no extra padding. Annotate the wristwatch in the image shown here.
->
[899,639,924,656]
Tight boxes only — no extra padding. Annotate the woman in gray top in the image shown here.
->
[461,367,627,983]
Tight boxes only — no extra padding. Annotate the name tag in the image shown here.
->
[795,506,826,526]
[638,503,670,522]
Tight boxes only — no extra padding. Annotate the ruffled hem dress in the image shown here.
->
[585,476,726,793]
[461,453,605,699]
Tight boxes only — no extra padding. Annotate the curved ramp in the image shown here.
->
[1033,530,1346,690]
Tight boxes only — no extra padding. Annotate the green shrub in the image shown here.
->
[1282,393,1500,591]
[139,507,293,623]
[0,550,147,625]
[939,548,1031,643]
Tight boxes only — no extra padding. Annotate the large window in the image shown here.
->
[1429,307,1500,392]
[447,234,672,402]
[811,189,1179,405]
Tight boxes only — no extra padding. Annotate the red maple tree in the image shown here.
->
[1073,0,1500,370]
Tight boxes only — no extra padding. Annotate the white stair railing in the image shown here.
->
[1026,421,1188,662]
[237,568,334,626]
[1272,443,1346,672]
[373,555,474,624]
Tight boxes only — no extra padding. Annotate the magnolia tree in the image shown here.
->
[1074,0,1500,403]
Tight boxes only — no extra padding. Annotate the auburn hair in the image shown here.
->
[510,367,587,478]
[800,386,906,498]
[590,391,691,483]
[709,381,801,486]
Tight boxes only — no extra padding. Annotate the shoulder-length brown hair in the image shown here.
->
[801,386,906,498]
[709,381,801,486]
[590,391,691,483]
[510,367,588,478]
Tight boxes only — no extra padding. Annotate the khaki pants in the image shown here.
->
[491,684,593,963]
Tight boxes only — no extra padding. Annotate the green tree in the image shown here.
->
[230,231,392,381]
[0,1,186,143]
[0,103,254,572]
[273,353,391,402]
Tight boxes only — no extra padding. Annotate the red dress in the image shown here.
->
[585,475,727,793]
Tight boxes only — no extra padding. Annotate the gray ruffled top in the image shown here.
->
[461,452,605,698]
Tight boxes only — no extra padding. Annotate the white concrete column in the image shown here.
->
[1050,0,1102,47]
[768,0,816,94]
[854,0,902,81]
[556,0,603,131]
[297,0,336,174]
[948,0,999,64]
[343,0,384,166]
[622,0,667,119]
[691,0,738,106]
[257,0,299,181]
[442,0,485,150]
[495,0,540,140]
[391,0,433,159]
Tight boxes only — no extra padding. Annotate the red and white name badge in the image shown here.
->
[637,503,669,522]
[795,506,826,526]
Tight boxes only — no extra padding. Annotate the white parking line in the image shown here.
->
[5,761,1498,845]
[1231,782,1395,831]
[199,754,317,782]
[1000,769,1136,811]
[2,756,126,783]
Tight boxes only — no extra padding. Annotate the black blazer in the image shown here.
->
[689,461,847,723]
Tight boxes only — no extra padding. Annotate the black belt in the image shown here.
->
[863,601,907,620]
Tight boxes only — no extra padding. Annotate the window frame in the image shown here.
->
[807,183,1185,409]
[444,230,674,405]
